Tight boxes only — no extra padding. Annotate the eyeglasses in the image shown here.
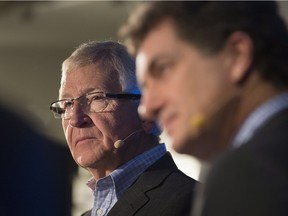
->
[50,91,141,119]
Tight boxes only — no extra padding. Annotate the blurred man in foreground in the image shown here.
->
[121,1,288,215]
[50,41,196,216]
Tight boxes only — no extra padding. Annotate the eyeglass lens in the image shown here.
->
[51,92,110,119]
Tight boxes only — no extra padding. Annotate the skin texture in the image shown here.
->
[135,18,280,161]
[59,63,155,179]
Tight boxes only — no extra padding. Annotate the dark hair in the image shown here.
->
[120,1,288,89]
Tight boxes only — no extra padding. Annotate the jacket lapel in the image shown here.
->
[80,209,91,216]
[107,153,177,216]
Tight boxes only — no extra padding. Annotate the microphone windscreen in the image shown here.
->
[190,113,206,130]
[114,140,124,149]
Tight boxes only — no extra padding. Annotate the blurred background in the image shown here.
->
[1,1,288,216]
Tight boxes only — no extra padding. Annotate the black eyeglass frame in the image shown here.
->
[49,91,141,117]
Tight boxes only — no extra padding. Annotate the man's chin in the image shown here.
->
[170,132,209,160]
[75,155,92,168]
[170,133,193,154]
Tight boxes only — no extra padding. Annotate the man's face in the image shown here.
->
[60,64,141,171]
[136,19,235,157]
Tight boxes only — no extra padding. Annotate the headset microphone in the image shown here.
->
[189,92,239,132]
[114,140,124,149]
[114,129,143,149]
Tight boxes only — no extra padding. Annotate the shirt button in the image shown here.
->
[96,208,103,216]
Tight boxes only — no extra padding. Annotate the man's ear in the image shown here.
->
[224,31,254,85]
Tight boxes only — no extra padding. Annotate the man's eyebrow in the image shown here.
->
[85,88,103,94]
[147,52,177,70]
[147,56,165,71]
[59,88,103,99]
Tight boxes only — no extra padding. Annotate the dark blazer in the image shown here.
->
[82,152,196,216]
[197,108,288,216]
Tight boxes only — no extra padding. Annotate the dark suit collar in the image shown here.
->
[107,153,177,216]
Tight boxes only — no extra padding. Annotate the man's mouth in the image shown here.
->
[159,112,178,135]
[75,136,95,146]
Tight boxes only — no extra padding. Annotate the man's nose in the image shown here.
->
[68,101,92,127]
[138,87,163,121]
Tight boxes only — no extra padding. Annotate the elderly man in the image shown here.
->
[121,1,288,216]
[50,41,196,216]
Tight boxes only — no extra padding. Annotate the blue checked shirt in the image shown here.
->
[231,93,288,148]
[87,144,167,216]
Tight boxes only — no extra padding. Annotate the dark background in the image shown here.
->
[1,1,287,216]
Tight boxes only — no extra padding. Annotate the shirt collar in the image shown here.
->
[231,92,288,149]
[87,144,166,198]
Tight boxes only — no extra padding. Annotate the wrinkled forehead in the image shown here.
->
[59,63,122,98]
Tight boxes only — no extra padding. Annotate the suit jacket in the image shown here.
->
[81,152,196,216]
[82,153,196,216]
[197,108,288,216]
